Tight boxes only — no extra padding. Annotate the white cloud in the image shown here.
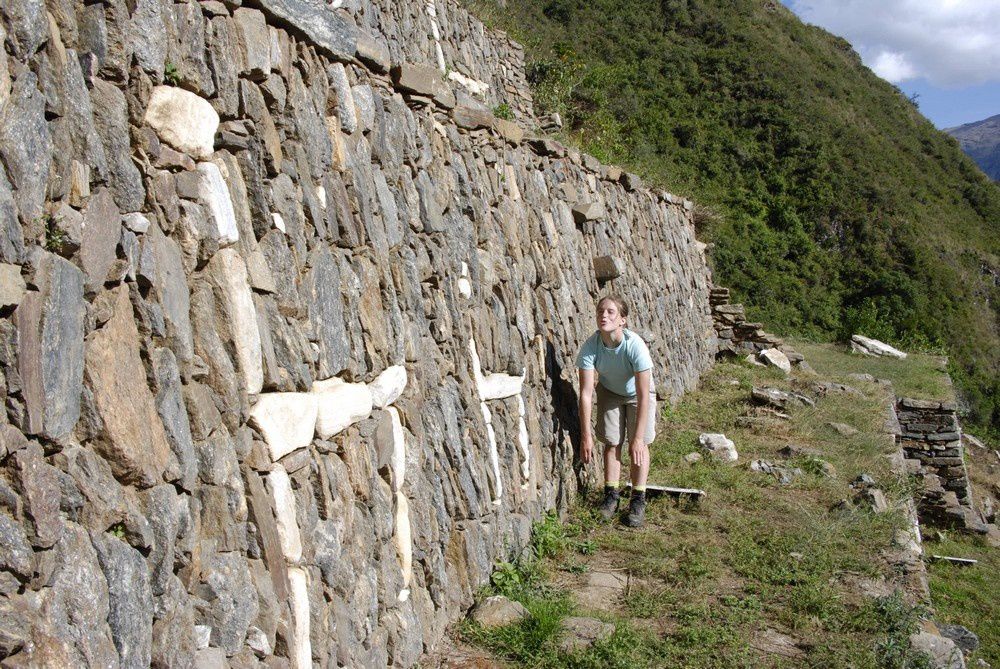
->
[787,0,1000,87]
[870,51,917,83]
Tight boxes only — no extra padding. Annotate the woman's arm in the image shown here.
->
[578,369,596,463]
[629,370,652,468]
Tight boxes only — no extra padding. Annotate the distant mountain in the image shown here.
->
[947,114,1000,181]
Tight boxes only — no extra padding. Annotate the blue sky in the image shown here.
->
[781,0,1000,129]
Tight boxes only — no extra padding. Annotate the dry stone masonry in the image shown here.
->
[896,398,990,534]
[709,286,803,365]
[0,0,715,666]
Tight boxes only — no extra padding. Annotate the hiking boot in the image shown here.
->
[623,491,646,528]
[598,487,621,521]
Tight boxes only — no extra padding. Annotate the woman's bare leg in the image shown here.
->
[604,443,622,485]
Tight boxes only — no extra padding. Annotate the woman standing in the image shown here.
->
[576,295,656,527]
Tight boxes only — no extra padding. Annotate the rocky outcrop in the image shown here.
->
[0,0,714,666]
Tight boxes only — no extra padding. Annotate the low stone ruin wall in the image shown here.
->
[709,287,801,363]
[0,0,715,666]
[896,398,989,533]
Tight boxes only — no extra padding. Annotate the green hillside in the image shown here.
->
[468,0,1000,429]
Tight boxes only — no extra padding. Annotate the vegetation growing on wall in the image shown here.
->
[467,0,1000,429]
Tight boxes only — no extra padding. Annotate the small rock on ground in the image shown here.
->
[471,595,529,629]
[939,625,979,654]
[909,631,966,669]
[828,422,858,437]
[574,571,627,611]
[698,433,738,463]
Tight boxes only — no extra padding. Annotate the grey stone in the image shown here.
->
[909,632,966,669]
[45,523,120,666]
[0,511,35,578]
[0,0,48,58]
[141,223,194,363]
[234,8,272,79]
[940,625,979,654]
[470,595,529,628]
[0,263,26,308]
[593,255,624,281]
[559,616,615,653]
[620,172,643,191]
[0,171,24,263]
[9,444,64,548]
[698,432,738,462]
[452,105,494,130]
[201,552,259,654]
[53,48,109,185]
[14,252,85,439]
[165,2,215,95]
[329,63,358,134]
[131,0,167,77]
[80,188,121,291]
[152,575,197,668]
[152,348,198,491]
[90,80,146,213]
[572,202,606,223]
[355,32,390,73]
[392,63,456,108]
[257,0,358,59]
[0,72,51,225]
[828,422,859,437]
[303,246,351,378]
[84,286,174,488]
[92,533,154,668]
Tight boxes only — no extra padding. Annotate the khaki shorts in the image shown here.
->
[595,383,656,448]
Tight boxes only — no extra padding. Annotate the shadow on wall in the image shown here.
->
[544,339,586,504]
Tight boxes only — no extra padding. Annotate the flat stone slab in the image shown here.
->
[758,348,791,374]
[559,616,615,653]
[851,334,907,359]
[574,571,627,611]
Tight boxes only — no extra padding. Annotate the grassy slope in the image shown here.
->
[467,0,1000,429]
[460,351,998,667]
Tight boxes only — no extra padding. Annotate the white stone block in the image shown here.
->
[759,348,791,374]
[388,407,406,493]
[394,491,412,600]
[312,379,373,439]
[698,433,738,463]
[370,365,407,408]
[250,393,318,461]
[288,567,312,669]
[207,249,263,394]
[144,86,219,159]
[266,465,302,562]
[271,212,286,233]
[517,395,530,483]
[851,335,907,359]
[197,162,239,246]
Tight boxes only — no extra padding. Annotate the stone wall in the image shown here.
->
[896,398,989,533]
[709,286,801,363]
[0,0,714,666]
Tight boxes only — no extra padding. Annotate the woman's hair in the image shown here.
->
[596,294,629,318]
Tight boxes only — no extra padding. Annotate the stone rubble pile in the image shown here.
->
[0,0,716,665]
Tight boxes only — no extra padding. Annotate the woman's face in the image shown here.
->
[596,300,626,333]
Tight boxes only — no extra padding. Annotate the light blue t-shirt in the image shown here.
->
[576,329,653,397]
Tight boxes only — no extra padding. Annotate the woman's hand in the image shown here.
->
[629,439,648,469]
[581,431,594,464]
